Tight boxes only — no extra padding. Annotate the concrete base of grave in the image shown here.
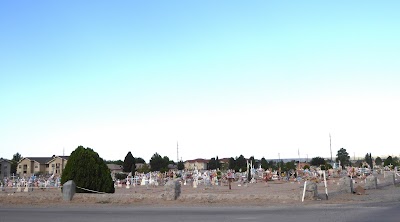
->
[365,175,377,189]
[338,177,354,193]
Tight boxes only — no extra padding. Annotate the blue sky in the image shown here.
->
[1,1,399,162]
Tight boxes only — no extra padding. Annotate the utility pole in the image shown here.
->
[177,141,179,163]
[329,133,332,162]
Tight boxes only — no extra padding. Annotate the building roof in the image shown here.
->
[107,164,123,171]
[0,158,12,163]
[185,158,209,163]
[47,156,69,163]
[22,157,53,164]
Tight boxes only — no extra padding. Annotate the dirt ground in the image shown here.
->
[1,174,399,207]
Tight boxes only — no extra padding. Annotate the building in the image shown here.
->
[0,158,12,180]
[17,155,69,177]
[47,156,69,176]
[107,164,124,180]
[184,159,209,170]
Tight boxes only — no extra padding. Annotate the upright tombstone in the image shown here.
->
[164,179,181,200]
[23,183,30,192]
[384,172,395,185]
[365,175,377,189]
[302,181,318,200]
[338,176,354,193]
[62,180,76,201]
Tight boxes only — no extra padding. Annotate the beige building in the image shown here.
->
[0,158,12,180]
[17,156,69,177]
[47,156,69,176]
[184,159,209,170]
[107,164,124,180]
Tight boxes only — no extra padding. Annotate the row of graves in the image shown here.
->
[0,173,61,192]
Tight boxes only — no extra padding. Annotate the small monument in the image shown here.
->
[62,180,76,201]
[338,176,353,193]
[164,179,181,200]
[365,174,377,189]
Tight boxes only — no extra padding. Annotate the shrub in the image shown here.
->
[61,146,115,193]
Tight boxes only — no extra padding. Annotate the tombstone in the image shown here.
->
[365,175,377,189]
[141,177,146,186]
[193,179,198,188]
[384,172,395,185]
[302,181,318,200]
[164,179,181,200]
[62,180,76,201]
[24,183,30,192]
[0,183,4,191]
[338,176,353,193]
[126,179,130,189]
[16,182,21,192]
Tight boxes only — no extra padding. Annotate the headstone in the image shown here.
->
[338,177,353,193]
[365,175,377,189]
[164,179,181,200]
[385,172,395,185]
[24,184,30,192]
[302,181,318,200]
[62,180,76,201]
[354,185,366,195]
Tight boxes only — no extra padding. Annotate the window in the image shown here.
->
[19,165,22,168]
[45,164,49,168]
[35,165,38,168]
[52,164,55,168]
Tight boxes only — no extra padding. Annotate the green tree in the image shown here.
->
[364,153,373,168]
[61,146,115,193]
[235,155,247,172]
[336,148,350,169]
[248,156,257,169]
[215,156,221,169]
[285,160,296,171]
[177,161,185,170]
[384,156,397,167]
[260,157,268,170]
[123,151,135,174]
[104,159,123,165]
[375,156,383,166]
[10,152,22,175]
[135,157,146,164]
[228,157,235,170]
[149,153,163,172]
[208,157,217,170]
[310,157,326,166]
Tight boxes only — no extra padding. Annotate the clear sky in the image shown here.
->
[1,1,399,163]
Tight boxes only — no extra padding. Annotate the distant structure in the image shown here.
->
[329,133,333,162]
[177,141,179,163]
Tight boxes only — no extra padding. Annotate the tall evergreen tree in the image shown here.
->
[123,151,135,173]
[10,152,22,175]
[61,146,114,193]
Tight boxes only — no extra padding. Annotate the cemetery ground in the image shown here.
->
[1,174,400,208]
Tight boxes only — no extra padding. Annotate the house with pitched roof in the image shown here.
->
[0,158,12,180]
[17,155,69,177]
[184,158,209,170]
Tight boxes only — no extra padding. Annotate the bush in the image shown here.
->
[61,146,115,193]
